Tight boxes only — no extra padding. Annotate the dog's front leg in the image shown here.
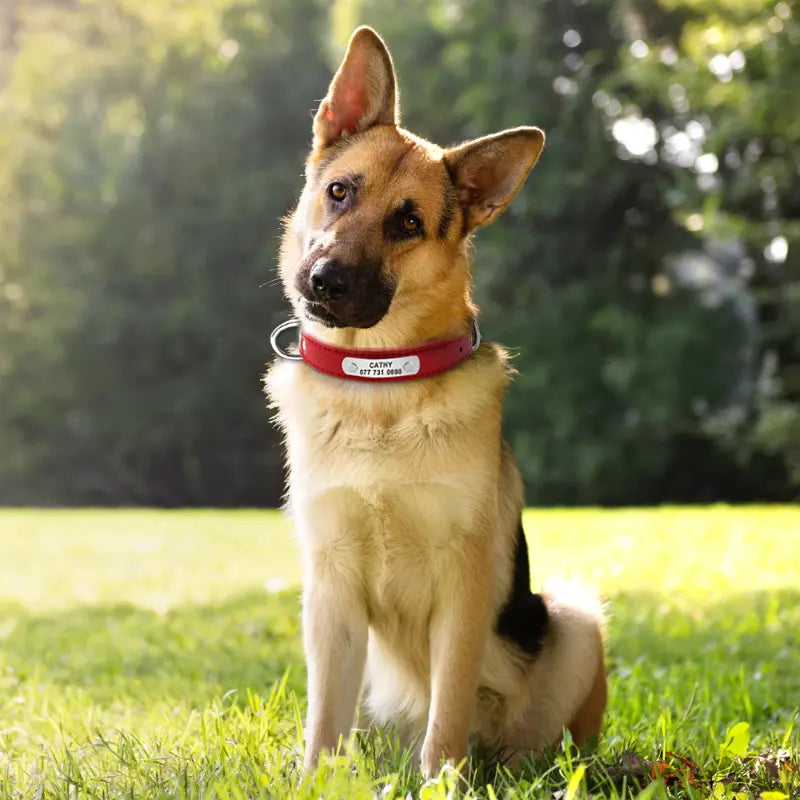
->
[302,565,368,770]
[420,536,494,778]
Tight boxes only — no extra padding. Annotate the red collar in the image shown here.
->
[270,319,481,382]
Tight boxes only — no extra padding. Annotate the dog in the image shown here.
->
[265,26,606,778]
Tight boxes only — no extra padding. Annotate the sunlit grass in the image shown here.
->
[0,507,798,799]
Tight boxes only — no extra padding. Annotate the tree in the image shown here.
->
[621,0,800,491]
[0,0,330,504]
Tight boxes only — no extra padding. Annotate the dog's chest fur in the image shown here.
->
[266,346,514,636]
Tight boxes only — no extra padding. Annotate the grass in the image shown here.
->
[0,507,798,799]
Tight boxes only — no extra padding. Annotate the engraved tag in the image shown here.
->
[341,355,421,379]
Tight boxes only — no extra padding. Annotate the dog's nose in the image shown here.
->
[309,260,351,302]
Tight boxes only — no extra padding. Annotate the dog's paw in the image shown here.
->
[303,749,320,772]
[420,737,465,779]
[420,750,440,780]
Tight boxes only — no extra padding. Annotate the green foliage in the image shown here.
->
[0,508,799,798]
[719,722,751,760]
[0,0,330,504]
[0,0,798,504]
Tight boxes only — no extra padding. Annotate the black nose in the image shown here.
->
[309,260,351,302]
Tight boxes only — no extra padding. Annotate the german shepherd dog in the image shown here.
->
[266,27,606,777]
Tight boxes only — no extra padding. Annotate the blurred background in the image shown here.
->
[0,0,797,508]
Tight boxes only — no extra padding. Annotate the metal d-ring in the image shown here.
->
[269,318,303,361]
[471,317,482,352]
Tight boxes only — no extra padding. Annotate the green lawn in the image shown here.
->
[0,508,798,799]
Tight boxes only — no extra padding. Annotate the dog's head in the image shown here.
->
[279,27,544,346]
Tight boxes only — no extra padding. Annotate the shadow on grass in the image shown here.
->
[1,588,797,725]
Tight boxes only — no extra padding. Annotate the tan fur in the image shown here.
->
[568,641,608,746]
[265,26,606,777]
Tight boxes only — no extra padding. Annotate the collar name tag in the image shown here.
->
[341,355,421,379]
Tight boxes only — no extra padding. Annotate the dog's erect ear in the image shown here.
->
[444,127,545,230]
[313,27,398,149]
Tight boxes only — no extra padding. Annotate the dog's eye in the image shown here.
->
[328,182,348,202]
[402,214,421,233]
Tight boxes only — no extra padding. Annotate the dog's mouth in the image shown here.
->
[301,297,391,329]
[303,300,345,327]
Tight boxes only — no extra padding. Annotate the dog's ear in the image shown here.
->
[444,127,545,230]
[313,27,398,149]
